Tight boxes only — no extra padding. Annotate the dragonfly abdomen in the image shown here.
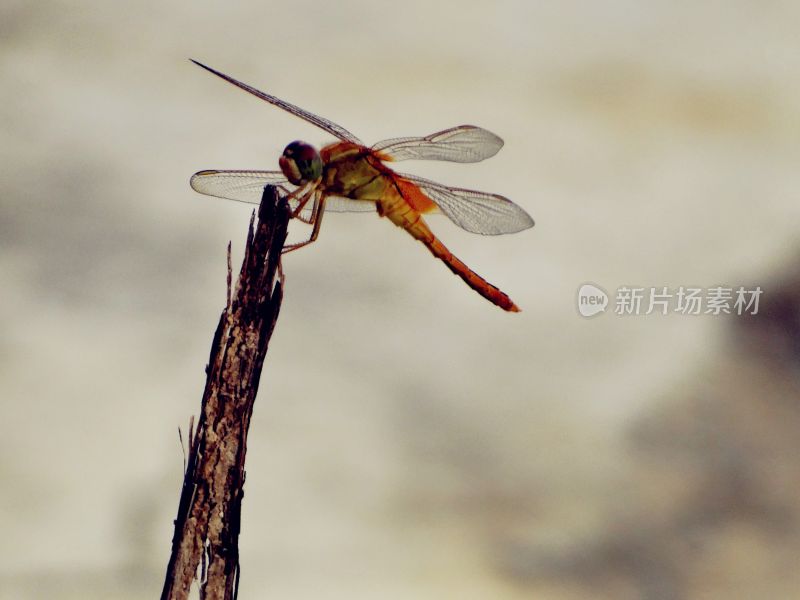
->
[424,234,521,312]
[381,187,521,312]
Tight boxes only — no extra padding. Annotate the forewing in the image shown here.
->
[190,170,292,204]
[399,173,534,235]
[191,60,362,144]
[373,125,503,163]
[190,170,375,214]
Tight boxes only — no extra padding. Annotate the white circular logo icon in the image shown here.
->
[577,283,609,318]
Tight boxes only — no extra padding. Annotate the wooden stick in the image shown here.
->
[161,185,290,600]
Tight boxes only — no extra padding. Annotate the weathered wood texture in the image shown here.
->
[161,186,290,600]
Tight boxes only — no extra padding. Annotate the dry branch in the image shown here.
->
[161,185,290,600]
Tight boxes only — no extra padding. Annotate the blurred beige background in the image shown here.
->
[2,1,799,598]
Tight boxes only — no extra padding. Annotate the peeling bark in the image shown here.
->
[161,186,290,600]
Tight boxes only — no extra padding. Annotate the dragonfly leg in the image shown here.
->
[282,192,327,254]
[288,183,319,221]
[293,208,314,225]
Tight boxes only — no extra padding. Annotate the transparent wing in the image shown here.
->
[190,170,376,214]
[399,173,534,235]
[191,60,362,144]
[190,170,292,204]
[372,125,503,163]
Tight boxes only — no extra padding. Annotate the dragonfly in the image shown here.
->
[189,60,534,312]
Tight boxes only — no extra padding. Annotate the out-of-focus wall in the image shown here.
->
[1,1,799,598]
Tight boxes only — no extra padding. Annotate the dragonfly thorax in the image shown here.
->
[279,141,323,185]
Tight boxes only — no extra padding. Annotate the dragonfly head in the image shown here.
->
[280,141,323,185]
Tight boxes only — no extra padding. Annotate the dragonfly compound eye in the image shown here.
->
[280,141,322,185]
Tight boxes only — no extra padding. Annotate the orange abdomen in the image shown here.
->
[321,144,521,312]
[383,183,520,312]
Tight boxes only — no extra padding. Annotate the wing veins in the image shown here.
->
[190,170,375,214]
[373,125,503,163]
[399,173,534,235]
[191,59,362,144]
